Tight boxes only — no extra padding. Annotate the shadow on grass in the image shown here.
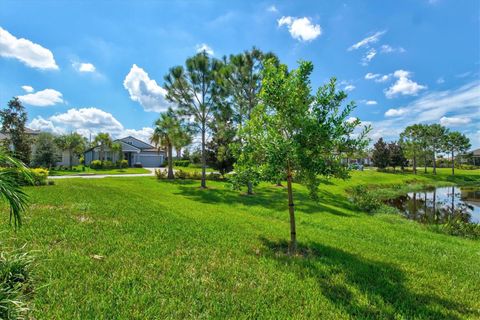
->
[172,181,356,217]
[259,237,475,319]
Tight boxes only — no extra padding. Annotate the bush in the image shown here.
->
[0,244,34,319]
[118,159,128,168]
[90,160,102,169]
[456,164,479,170]
[134,163,143,168]
[348,185,382,213]
[30,168,48,186]
[439,220,480,239]
[174,160,190,167]
[206,172,222,181]
[102,160,114,169]
[155,169,167,180]
[174,169,188,180]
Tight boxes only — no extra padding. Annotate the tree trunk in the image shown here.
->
[413,148,417,174]
[247,181,253,195]
[201,124,206,188]
[451,151,455,175]
[433,152,437,175]
[176,148,181,160]
[286,166,297,254]
[69,150,73,170]
[167,144,174,179]
[424,155,427,173]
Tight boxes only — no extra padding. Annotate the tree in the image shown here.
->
[400,124,423,174]
[55,133,86,169]
[164,51,223,188]
[111,142,123,162]
[32,132,59,168]
[388,141,407,171]
[93,133,112,162]
[372,138,390,169]
[443,131,471,175]
[426,124,447,175]
[0,148,31,227]
[236,60,369,253]
[151,109,182,179]
[222,48,277,194]
[0,97,31,164]
[173,127,192,160]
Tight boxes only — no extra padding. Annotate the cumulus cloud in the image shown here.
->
[277,16,322,41]
[361,48,377,66]
[365,72,391,83]
[0,26,58,70]
[384,70,427,98]
[28,107,155,143]
[439,116,471,126]
[365,100,377,105]
[344,84,355,92]
[123,64,172,112]
[195,43,214,56]
[385,108,408,117]
[21,85,34,93]
[348,30,386,51]
[73,62,96,73]
[18,88,63,106]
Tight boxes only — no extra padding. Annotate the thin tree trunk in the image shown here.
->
[201,125,206,188]
[451,151,455,175]
[167,144,174,179]
[433,151,437,175]
[69,150,73,170]
[413,148,417,174]
[424,154,427,173]
[286,165,297,254]
[247,181,253,195]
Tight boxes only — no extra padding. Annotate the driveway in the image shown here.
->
[49,168,158,179]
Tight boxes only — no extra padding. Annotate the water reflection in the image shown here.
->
[387,186,480,225]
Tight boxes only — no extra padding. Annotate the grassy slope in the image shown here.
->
[2,168,479,319]
[49,166,150,176]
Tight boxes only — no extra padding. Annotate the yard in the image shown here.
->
[2,168,479,318]
[49,165,150,176]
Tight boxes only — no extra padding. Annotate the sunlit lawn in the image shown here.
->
[49,165,150,176]
[2,168,479,318]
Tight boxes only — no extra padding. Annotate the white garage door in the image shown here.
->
[138,154,163,167]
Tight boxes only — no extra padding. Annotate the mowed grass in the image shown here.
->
[1,168,479,319]
[49,166,150,176]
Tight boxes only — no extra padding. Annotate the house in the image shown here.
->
[84,136,165,167]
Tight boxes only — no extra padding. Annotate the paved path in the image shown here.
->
[49,168,158,179]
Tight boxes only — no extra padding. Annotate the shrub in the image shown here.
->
[0,245,34,319]
[30,168,48,186]
[155,169,167,180]
[439,220,480,239]
[79,156,84,165]
[134,163,143,168]
[206,172,222,181]
[102,160,114,169]
[90,160,102,169]
[174,160,190,167]
[348,185,382,213]
[174,169,188,180]
[118,160,128,168]
[456,164,479,170]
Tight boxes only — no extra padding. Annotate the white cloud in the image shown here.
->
[365,100,377,105]
[361,48,377,66]
[21,85,34,93]
[28,107,155,143]
[278,16,322,42]
[346,116,358,124]
[348,30,386,51]
[123,64,173,113]
[0,26,58,70]
[365,73,379,80]
[18,88,63,106]
[437,77,445,84]
[267,5,278,13]
[380,45,405,54]
[439,116,471,126]
[385,108,408,117]
[385,70,427,98]
[376,74,391,83]
[365,72,391,82]
[344,84,355,92]
[195,43,214,56]
[73,62,96,73]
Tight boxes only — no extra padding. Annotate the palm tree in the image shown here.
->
[93,133,112,162]
[0,148,31,227]
[151,109,179,179]
[55,133,86,169]
[111,142,123,163]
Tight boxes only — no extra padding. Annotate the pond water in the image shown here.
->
[386,186,480,225]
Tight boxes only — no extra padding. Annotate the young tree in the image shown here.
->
[443,131,471,175]
[236,60,369,253]
[111,142,123,162]
[164,51,223,188]
[372,138,390,169]
[151,109,183,179]
[93,133,112,162]
[173,128,192,159]
[400,124,423,174]
[55,133,86,169]
[32,132,59,168]
[388,141,407,172]
[222,48,277,194]
[0,98,31,164]
[426,124,448,175]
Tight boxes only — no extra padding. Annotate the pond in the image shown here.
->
[386,186,480,225]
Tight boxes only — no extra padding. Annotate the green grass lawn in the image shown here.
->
[173,165,215,173]
[2,168,479,318]
[49,165,150,176]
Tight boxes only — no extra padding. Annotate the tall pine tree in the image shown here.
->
[0,97,31,164]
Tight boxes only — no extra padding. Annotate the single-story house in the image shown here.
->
[84,136,165,167]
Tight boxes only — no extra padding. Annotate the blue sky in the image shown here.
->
[0,0,479,148]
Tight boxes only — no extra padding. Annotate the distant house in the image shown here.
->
[464,148,480,166]
[84,136,165,167]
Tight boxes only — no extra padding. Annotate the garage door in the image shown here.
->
[138,154,163,167]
